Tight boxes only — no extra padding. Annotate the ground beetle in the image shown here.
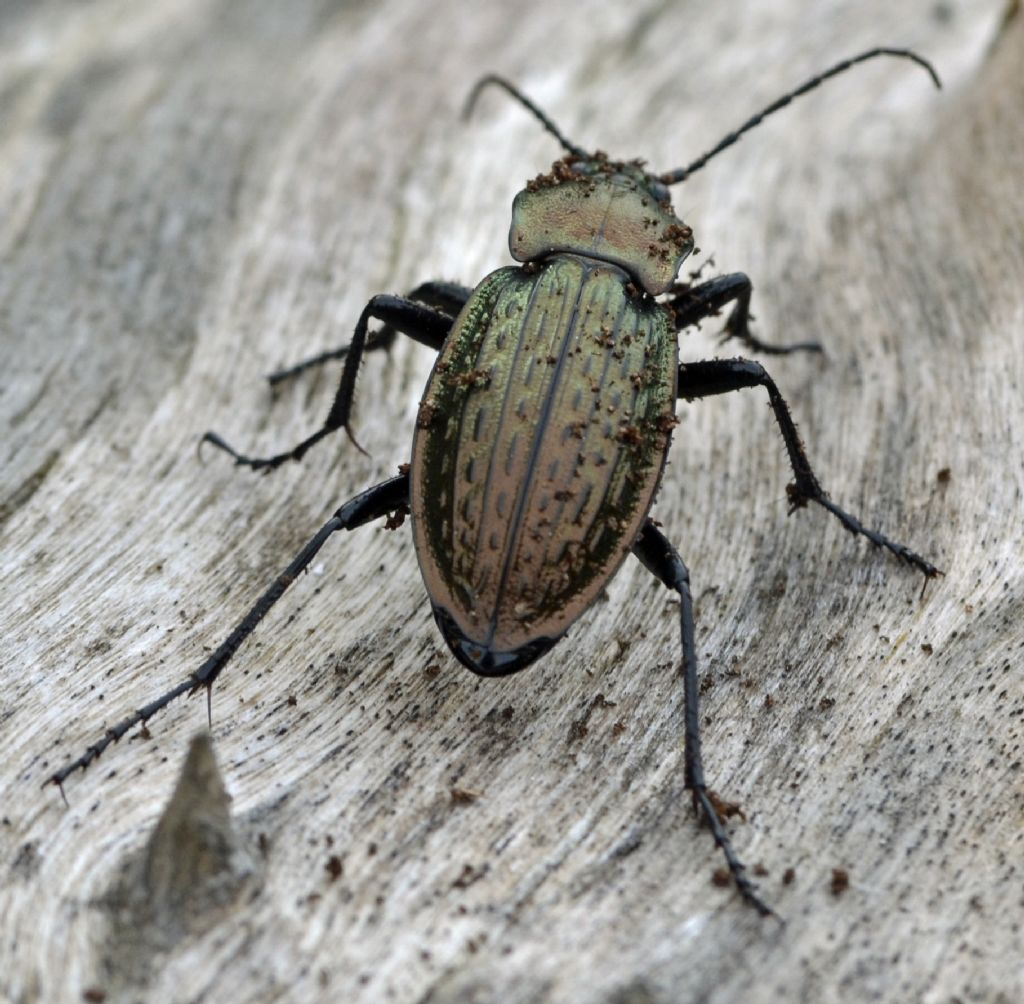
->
[52,48,943,916]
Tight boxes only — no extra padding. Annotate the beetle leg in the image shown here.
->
[678,358,940,579]
[47,473,410,795]
[404,279,474,315]
[204,295,452,470]
[666,273,822,355]
[266,328,396,387]
[266,281,472,386]
[633,520,776,918]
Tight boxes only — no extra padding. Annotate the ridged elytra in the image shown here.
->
[51,49,942,917]
[412,254,680,675]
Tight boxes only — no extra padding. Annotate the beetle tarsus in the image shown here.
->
[199,430,285,472]
[668,272,822,356]
[813,496,941,579]
[693,787,778,919]
[48,678,202,790]
[199,428,333,473]
[786,480,942,579]
[200,430,252,466]
[721,308,824,356]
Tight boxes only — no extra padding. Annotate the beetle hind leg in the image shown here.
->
[667,272,823,356]
[634,520,777,918]
[48,473,410,793]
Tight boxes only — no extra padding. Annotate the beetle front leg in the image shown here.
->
[633,520,775,917]
[666,273,822,355]
[48,473,410,795]
[267,281,473,386]
[678,358,940,579]
[204,295,453,470]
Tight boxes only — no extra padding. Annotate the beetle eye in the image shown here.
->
[648,180,670,203]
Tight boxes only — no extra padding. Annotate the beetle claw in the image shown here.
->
[344,424,370,458]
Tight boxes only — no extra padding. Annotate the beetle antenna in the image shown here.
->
[464,74,588,158]
[659,47,941,185]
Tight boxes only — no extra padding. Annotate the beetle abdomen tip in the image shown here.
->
[431,605,556,677]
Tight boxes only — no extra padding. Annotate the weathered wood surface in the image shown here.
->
[2,2,1020,1002]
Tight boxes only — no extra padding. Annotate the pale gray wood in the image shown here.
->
[1,2,1020,1002]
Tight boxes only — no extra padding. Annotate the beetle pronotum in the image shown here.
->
[52,48,942,916]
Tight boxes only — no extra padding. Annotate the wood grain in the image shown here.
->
[1,2,1019,1002]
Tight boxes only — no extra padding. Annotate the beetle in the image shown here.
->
[51,48,942,916]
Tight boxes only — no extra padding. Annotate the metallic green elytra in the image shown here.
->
[411,238,682,674]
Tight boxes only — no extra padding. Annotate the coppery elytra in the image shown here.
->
[50,48,942,917]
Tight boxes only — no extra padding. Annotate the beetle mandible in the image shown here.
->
[51,48,942,916]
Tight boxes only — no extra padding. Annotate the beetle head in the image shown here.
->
[463,77,696,294]
[508,152,694,296]
[567,155,672,205]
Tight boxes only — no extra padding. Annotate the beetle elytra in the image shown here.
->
[51,48,942,917]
